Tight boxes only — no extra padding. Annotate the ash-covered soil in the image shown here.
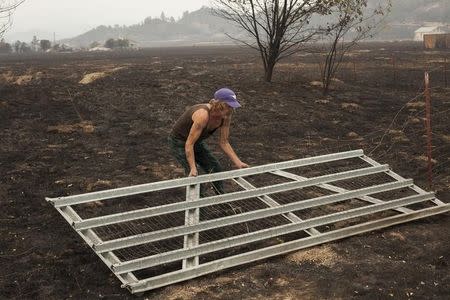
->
[0,43,449,299]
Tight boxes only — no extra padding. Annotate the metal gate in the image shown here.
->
[46,149,449,294]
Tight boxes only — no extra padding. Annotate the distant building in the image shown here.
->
[414,26,444,41]
[89,46,112,52]
[423,33,450,49]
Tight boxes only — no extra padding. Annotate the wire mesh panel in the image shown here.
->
[46,149,449,294]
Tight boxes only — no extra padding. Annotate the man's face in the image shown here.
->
[222,104,233,116]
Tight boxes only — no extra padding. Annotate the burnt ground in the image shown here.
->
[0,42,449,299]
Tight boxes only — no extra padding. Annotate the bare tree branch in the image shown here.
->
[213,0,333,82]
[320,0,391,94]
[0,0,24,39]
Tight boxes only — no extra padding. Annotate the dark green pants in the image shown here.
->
[168,136,224,194]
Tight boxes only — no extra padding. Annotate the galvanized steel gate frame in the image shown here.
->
[46,149,449,294]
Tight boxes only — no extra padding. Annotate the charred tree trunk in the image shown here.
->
[264,61,276,82]
[263,50,278,82]
[322,27,342,95]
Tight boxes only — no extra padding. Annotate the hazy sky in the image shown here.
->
[5,0,212,41]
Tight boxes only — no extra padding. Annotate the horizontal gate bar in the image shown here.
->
[47,149,364,208]
[361,155,446,206]
[271,169,413,214]
[95,179,413,253]
[127,204,450,293]
[112,192,435,274]
[232,177,321,236]
[75,165,389,231]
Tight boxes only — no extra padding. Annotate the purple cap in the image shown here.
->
[214,88,241,108]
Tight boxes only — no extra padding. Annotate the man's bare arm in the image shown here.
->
[185,109,208,176]
[218,114,248,168]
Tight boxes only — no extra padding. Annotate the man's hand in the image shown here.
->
[189,168,198,177]
[235,161,249,169]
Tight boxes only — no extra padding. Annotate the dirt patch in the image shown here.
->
[415,155,438,165]
[79,67,125,84]
[439,134,450,143]
[388,231,407,241]
[47,121,95,134]
[214,275,235,285]
[162,285,207,300]
[0,70,44,85]
[287,245,340,267]
[388,129,410,142]
[15,74,34,85]
[315,99,330,104]
[409,117,422,124]
[274,277,290,287]
[341,102,362,111]
[86,180,113,192]
[79,72,108,84]
[346,131,361,139]
[310,81,323,87]
[406,101,425,109]
[0,70,15,83]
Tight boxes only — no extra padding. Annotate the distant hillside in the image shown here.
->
[387,0,450,23]
[375,0,450,40]
[64,7,241,48]
[64,1,450,48]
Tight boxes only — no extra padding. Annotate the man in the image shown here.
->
[168,88,248,194]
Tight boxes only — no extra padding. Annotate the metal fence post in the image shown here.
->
[424,72,433,190]
[183,183,200,269]
[444,58,447,88]
[392,55,397,87]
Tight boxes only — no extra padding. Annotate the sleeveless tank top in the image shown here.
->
[170,104,223,141]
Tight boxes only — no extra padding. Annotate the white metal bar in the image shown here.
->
[271,169,413,214]
[47,150,364,207]
[56,206,138,286]
[183,184,200,269]
[127,204,450,293]
[232,177,321,236]
[94,179,413,253]
[74,165,389,231]
[47,151,450,295]
[112,193,435,274]
[360,155,445,206]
